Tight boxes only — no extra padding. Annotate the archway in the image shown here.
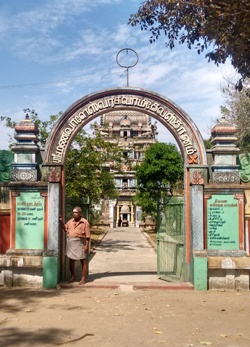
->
[45,87,206,165]
[44,87,208,283]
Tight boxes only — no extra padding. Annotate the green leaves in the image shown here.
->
[0,109,61,149]
[221,77,250,152]
[65,130,123,212]
[23,108,62,149]
[129,0,250,81]
[0,109,123,224]
[134,142,183,220]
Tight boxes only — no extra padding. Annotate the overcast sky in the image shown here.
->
[0,0,237,150]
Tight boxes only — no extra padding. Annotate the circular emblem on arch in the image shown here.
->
[44,87,207,166]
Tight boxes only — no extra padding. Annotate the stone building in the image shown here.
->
[94,110,158,227]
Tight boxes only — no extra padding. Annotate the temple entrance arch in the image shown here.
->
[44,87,208,285]
[44,87,207,165]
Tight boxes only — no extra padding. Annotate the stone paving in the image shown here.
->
[61,226,193,290]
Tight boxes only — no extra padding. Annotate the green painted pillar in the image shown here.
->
[193,251,208,290]
[43,256,59,288]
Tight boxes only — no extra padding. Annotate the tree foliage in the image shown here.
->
[221,77,250,151]
[204,137,212,149]
[0,110,124,223]
[65,130,123,204]
[0,108,60,149]
[134,142,183,220]
[64,130,125,222]
[129,0,250,85]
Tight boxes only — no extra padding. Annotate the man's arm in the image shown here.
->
[84,221,91,253]
[84,237,90,253]
[59,215,67,231]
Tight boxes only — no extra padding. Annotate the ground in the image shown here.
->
[1,286,250,347]
[90,227,107,248]
[90,228,157,249]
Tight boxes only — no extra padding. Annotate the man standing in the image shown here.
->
[59,207,90,285]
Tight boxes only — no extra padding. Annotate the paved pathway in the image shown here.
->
[61,227,193,290]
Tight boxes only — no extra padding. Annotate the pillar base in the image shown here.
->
[43,256,58,288]
[193,251,208,290]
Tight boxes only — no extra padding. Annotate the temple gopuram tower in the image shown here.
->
[94,110,158,227]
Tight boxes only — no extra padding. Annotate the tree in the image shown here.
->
[64,130,125,222]
[0,108,60,149]
[220,77,250,151]
[204,137,212,149]
[134,142,183,220]
[0,110,124,224]
[65,130,123,204]
[129,0,250,86]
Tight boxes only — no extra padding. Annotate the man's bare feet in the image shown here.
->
[67,277,76,283]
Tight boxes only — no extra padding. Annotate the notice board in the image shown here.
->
[15,192,44,249]
[207,194,239,250]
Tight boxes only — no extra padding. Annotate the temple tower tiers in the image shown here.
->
[11,114,40,182]
[211,115,240,184]
[95,110,158,227]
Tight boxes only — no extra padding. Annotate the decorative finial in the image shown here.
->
[220,115,226,122]
[116,48,139,87]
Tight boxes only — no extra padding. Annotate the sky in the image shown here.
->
[0,0,237,150]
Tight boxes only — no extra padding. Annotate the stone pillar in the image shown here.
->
[204,117,249,290]
[0,115,48,287]
[131,203,134,226]
[116,204,120,226]
[48,182,60,252]
[43,167,61,288]
[109,199,115,227]
[193,251,208,290]
[189,167,208,290]
[191,185,204,250]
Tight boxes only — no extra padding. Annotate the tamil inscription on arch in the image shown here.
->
[44,87,207,166]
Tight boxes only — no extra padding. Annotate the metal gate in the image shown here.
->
[157,196,184,282]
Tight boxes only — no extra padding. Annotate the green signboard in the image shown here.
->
[207,194,239,250]
[16,192,44,249]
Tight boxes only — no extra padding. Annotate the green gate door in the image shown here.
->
[157,196,184,282]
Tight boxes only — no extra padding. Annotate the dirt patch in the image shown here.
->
[145,230,157,244]
[90,228,108,249]
[0,287,250,347]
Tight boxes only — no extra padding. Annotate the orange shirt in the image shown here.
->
[65,217,90,238]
